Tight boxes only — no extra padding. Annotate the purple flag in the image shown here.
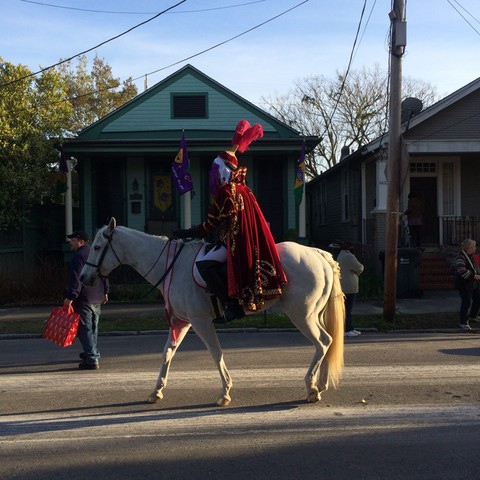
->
[171,131,193,195]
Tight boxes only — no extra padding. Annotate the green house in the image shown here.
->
[64,64,319,242]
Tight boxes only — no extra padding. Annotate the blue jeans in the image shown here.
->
[75,303,101,364]
[344,293,357,332]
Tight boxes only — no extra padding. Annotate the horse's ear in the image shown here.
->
[108,217,116,232]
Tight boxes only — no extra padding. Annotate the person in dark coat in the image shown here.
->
[455,238,480,331]
[64,230,109,370]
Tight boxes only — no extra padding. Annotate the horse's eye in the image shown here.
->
[94,246,101,251]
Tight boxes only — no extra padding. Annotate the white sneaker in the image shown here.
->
[345,330,360,337]
[460,323,472,331]
[353,329,362,335]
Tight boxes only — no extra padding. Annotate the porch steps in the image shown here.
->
[420,254,455,290]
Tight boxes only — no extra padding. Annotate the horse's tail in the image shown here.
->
[321,252,345,388]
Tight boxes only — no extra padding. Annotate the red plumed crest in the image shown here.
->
[236,123,264,153]
[232,120,250,146]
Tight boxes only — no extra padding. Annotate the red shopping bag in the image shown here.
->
[43,305,80,347]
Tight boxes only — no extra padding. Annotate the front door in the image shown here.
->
[409,177,438,244]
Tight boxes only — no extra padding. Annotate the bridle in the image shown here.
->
[84,228,122,280]
[85,227,184,293]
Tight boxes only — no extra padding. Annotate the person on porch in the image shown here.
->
[404,192,423,247]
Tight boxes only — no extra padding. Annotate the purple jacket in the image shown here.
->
[66,244,109,305]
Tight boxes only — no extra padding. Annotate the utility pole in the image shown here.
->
[384,0,406,320]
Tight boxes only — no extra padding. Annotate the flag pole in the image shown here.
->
[298,191,306,242]
[183,192,191,229]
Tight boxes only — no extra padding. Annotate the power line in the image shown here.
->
[28,1,311,111]
[319,0,370,139]
[446,0,480,36]
[0,0,186,88]
[20,0,267,15]
[136,0,309,82]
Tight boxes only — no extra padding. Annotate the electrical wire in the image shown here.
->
[21,0,311,108]
[20,0,267,15]
[319,0,369,140]
[0,0,186,88]
[136,0,309,82]
[446,0,480,36]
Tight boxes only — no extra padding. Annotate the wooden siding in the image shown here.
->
[460,155,480,215]
[406,90,480,141]
[101,74,276,135]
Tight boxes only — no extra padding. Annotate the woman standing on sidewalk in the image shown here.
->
[337,241,364,337]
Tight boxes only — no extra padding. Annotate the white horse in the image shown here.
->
[80,218,345,406]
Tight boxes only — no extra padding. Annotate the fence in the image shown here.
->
[442,217,480,245]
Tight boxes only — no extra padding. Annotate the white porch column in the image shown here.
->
[64,160,73,236]
[376,159,388,211]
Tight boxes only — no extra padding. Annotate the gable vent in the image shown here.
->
[172,94,207,119]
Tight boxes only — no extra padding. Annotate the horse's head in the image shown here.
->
[80,217,121,286]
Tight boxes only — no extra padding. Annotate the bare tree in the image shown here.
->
[262,65,439,177]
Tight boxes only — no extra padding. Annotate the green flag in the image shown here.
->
[294,142,305,207]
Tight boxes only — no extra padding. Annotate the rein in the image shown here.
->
[87,227,185,297]
[143,241,184,297]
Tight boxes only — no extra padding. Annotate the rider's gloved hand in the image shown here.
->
[173,225,201,239]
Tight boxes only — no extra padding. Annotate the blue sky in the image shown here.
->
[1,0,479,105]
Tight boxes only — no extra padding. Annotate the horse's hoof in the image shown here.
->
[306,391,321,403]
[147,393,163,404]
[216,395,231,407]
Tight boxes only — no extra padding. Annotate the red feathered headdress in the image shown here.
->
[218,120,264,170]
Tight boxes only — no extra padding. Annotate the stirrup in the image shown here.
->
[223,303,245,323]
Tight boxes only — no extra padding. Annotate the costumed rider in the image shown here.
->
[174,120,288,323]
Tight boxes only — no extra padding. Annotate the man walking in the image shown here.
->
[64,230,109,370]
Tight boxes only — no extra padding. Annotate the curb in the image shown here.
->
[1,327,475,341]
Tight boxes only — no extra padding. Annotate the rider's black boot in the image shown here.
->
[196,260,244,323]
[222,298,245,323]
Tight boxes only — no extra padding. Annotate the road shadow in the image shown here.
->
[439,347,480,357]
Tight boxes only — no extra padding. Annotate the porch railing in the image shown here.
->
[441,216,480,245]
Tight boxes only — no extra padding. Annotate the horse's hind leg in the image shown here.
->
[148,323,191,403]
[304,328,332,403]
[289,311,332,403]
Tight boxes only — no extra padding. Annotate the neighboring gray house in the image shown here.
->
[64,64,319,243]
[307,77,480,290]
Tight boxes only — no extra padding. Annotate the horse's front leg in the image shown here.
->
[193,321,233,406]
[148,322,191,403]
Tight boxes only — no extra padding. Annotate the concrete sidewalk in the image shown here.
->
[0,290,460,323]
[0,301,166,323]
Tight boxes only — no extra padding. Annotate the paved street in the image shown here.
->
[1,330,480,479]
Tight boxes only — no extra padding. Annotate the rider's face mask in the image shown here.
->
[209,158,231,197]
